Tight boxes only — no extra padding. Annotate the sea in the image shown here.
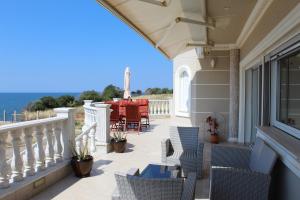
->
[0,93,80,121]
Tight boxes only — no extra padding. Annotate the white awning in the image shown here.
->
[97,0,210,59]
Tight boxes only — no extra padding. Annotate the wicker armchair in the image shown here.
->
[161,126,204,178]
[210,138,278,200]
[112,169,196,200]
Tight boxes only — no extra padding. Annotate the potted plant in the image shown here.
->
[206,116,219,144]
[71,141,93,178]
[111,131,127,153]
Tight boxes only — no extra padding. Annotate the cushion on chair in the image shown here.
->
[249,138,277,174]
[167,151,198,165]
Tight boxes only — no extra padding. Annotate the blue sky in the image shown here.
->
[0,0,172,93]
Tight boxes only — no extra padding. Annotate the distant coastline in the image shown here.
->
[0,93,80,121]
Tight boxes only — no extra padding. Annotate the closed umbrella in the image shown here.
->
[123,67,131,99]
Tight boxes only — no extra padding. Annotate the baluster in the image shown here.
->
[11,129,24,182]
[161,101,165,115]
[35,126,45,171]
[149,102,153,115]
[0,132,10,188]
[158,102,162,115]
[153,102,157,115]
[24,127,35,176]
[75,139,82,155]
[166,101,169,115]
[165,101,168,115]
[44,124,54,167]
[158,101,161,115]
[82,134,88,149]
[53,122,63,162]
[89,127,96,153]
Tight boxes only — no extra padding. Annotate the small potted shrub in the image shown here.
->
[71,142,93,178]
[111,131,127,153]
[206,116,219,144]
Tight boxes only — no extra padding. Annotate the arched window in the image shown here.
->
[179,71,190,112]
[175,66,191,117]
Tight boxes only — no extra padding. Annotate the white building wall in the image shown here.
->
[173,49,230,142]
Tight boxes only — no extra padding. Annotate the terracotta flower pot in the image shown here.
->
[71,155,93,178]
[112,139,127,153]
[210,134,219,144]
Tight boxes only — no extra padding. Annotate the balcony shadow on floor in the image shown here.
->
[140,124,158,134]
[91,159,113,176]
[123,142,134,153]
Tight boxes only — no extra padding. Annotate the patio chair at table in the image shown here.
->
[210,137,278,200]
[124,104,141,133]
[161,126,204,178]
[112,168,196,200]
[136,99,150,127]
[109,102,120,130]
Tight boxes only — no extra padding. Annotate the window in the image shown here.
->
[244,65,262,143]
[271,45,300,138]
[175,66,191,117]
[179,71,189,112]
[277,50,300,130]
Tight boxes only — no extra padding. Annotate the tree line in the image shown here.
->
[25,85,172,111]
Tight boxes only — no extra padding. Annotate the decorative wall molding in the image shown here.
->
[236,0,274,47]
[240,3,300,68]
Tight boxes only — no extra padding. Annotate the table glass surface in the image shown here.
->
[140,164,180,178]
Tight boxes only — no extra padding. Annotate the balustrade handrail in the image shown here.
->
[0,116,68,133]
[75,122,97,141]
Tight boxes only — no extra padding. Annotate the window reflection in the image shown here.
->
[278,50,300,130]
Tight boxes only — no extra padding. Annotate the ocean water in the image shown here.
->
[0,93,80,121]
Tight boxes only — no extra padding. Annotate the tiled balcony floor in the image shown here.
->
[31,118,210,200]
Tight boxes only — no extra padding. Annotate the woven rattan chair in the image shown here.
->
[112,169,196,200]
[210,137,278,200]
[161,126,204,178]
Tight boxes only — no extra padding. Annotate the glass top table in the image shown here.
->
[140,164,182,178]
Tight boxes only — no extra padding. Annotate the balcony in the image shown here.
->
[2,100,213,200]
[30,117,210,200]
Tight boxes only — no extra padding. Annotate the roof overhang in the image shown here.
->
[97,0,267,59]
[97,0,209,59]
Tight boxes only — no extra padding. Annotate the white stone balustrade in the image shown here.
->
[0,108,75,189]
[11,129,24,182]
[45,124,54,167]
[75,123,97,154]
[24,127,35,176]
[82,101,111,154]
[149,99,173,116]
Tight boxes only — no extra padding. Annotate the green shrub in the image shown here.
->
[57,95,75,107]
[79,90,102,103]
[26,101,46,111]
[144,88,172,95]
[40,96,58,109]
[101,84,123,101]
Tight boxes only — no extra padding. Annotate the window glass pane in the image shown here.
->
[278,51,300,130]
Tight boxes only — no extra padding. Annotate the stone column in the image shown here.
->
[54,107,76,159]
[93,103,111,153]
[82,100,93,132]
[229,49,240,142]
